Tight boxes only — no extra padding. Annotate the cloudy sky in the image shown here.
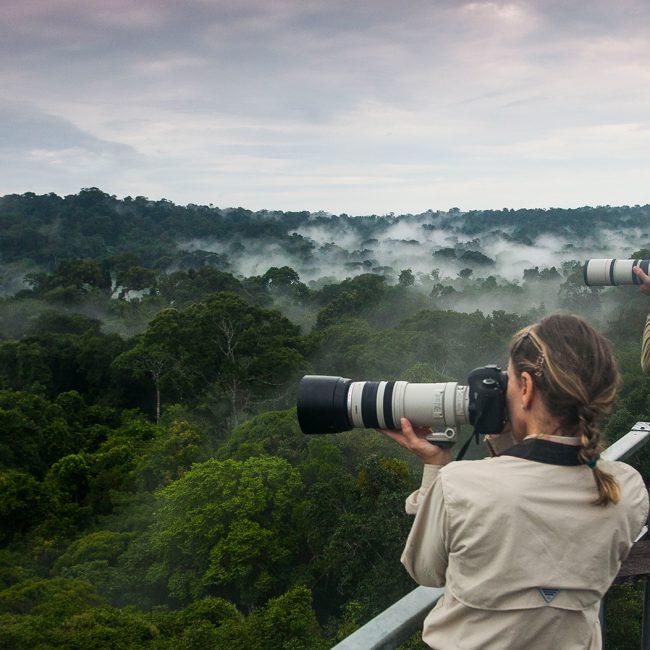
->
[2,0,649,214]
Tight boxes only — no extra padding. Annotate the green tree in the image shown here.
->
[157,267,242,307]
[247,586,326,650]
[604,584,644,649]
[0,470,45,542]
[219,409,307,465]
[262,266,299,288]
[53,531,134,604]
[306,318,377,378]
[321,456,415,617]
[53,606,159,649]
[114,265,158,298]
[458,250,495,266]
[313,274,388,329]
[0,577,102,618]
[559,267,603,315]
[26,311,102,336]
[140,294,304,426]
[398,269,415,287]
[0,391,77,476]
[432,247,457,260]
[112,340,175,422]
[0,340,51,392]
[261,266,310,304]
[43,454,92,532]
[27,258,111,297]
[84,412,159,515]
[133,419,210,491]
[142,456,306,607]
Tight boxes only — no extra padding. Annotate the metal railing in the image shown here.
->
[332,422,650,650]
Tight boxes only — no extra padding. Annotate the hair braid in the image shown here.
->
[577,405,620,506]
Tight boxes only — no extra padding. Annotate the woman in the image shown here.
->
[380,314,648,650]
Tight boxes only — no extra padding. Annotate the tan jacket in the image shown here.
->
[402,447,648,650]
[642,314,650,375]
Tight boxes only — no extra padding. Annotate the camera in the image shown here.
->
[583,259,650,286]
[297,365,508,444]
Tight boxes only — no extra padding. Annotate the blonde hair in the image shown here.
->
[509,314,621,506]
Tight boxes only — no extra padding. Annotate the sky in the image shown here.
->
[2,0,650,215]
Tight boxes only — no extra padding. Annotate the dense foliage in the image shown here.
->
[0,190,648,648]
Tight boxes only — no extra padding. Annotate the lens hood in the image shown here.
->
[297,375,352,434]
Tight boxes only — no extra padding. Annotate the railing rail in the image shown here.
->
[332,423,650,650]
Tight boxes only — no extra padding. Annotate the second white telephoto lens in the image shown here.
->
[583,259,650,286]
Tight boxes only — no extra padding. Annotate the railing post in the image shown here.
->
[641,580,650,650]
[601,422,650,462]
[331,586,444,650]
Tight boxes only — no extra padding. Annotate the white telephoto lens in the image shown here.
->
[584,259,650,286]
[584,259,613,286]
[347,379,471,430]
[612,259,634,285]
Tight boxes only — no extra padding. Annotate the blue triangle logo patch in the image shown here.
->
[538,588,560,603]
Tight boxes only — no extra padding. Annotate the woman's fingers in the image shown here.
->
[378,419,430,445]
[377,418,452,464]
[400,418,434,439]
[633,266,650,296]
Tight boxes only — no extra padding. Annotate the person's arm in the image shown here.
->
[642,314,650,375]
[378,418,452,586]
[404,463,442,514]
[401,471,449,587]
[633,266,650,375]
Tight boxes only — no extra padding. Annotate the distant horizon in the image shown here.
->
[3,186,649,219]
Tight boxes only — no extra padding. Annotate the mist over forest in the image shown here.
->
[1,188,649,649]
[2,189,650,327]
[191,205,650,284]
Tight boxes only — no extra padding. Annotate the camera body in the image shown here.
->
[297,365,508,442]
[466,365,509,437]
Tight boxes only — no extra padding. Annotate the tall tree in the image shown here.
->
[137,294,305,426]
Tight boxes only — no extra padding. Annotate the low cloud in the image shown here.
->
[181,208,650,289]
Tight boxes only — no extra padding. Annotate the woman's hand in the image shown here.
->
[633,265,650,296]
[377,417,453,465]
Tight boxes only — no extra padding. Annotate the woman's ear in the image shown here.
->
[520,371,535,410]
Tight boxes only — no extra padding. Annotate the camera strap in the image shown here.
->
[455,429,481,461]
[456,435,583,464]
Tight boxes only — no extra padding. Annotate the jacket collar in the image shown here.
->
[501,437,582,466]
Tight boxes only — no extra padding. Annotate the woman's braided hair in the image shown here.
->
[509,314,621,506]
